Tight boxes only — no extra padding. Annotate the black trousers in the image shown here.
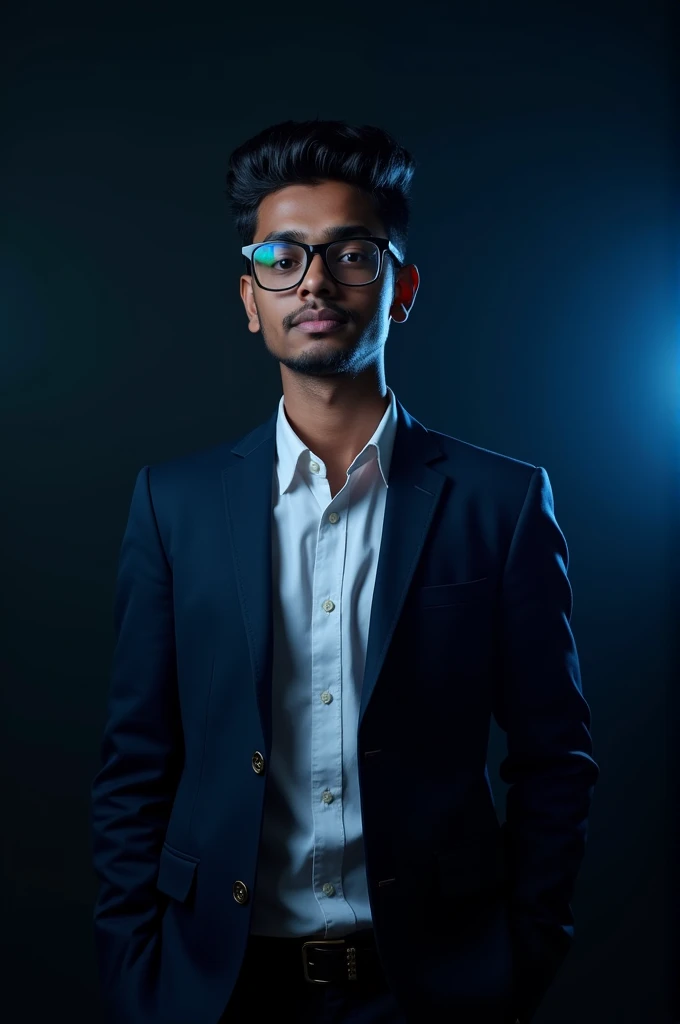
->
[219,930,409,1024]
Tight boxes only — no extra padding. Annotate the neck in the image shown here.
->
[281,375,390,472]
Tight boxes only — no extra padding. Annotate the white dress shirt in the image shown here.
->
[249,386,398,938]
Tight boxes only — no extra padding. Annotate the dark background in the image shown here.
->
[1,2,677,1021]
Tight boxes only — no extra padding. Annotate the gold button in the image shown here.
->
[252,751,265,774]
[233,880,249,905]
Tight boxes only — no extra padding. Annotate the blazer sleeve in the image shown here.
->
[492,465,599,1023]
[89,464,183,1013]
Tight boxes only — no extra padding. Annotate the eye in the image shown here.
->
[253,244,304,272]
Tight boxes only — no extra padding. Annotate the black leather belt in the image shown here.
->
[248,928,381,985]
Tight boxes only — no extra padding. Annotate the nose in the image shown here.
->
[298,252,337,292]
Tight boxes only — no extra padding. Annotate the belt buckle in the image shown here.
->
[301,938,358,984]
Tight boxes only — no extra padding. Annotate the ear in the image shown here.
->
[240,273,260,333]
[389,264,420,323]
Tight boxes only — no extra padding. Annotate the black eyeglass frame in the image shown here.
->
[241,236,404,291]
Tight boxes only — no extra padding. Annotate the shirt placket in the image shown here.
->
[309,457,353,935]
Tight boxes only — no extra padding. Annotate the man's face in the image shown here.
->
[240,179,416,378]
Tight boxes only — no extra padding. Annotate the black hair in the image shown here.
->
[225,118,416,275]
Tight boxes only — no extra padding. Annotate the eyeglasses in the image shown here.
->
[241,236,403,291]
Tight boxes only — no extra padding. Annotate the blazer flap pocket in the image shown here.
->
[156,842,200,903]
[418,576,491,608]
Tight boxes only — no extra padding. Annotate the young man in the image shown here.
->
[90,118,599,1024]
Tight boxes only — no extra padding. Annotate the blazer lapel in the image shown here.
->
[360,405,447,721]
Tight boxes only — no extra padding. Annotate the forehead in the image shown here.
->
[254,180,385,240]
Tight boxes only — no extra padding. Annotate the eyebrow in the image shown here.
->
[259,224,375,244]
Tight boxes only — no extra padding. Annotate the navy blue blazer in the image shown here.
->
[90,395,599,1024]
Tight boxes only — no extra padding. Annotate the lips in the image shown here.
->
[292,308,348,326]
[293,319,347,334]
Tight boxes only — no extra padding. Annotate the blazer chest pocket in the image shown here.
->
[417,576,491,609]
[156,841,200,903]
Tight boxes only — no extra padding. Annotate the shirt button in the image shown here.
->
[320,691,333,704]
[322,790,334,804]
[322,599,335,612]
[328,512,340,524]
[310,461,320,473]
[322,883,335,897]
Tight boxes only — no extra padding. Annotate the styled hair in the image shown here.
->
[225,118,417,275]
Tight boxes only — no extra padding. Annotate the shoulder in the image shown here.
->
[426,426,539,500]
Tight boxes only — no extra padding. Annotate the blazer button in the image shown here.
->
[252,750,265,774]
[233,880,249,905]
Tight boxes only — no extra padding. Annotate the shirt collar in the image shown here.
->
[275,386,398,496]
